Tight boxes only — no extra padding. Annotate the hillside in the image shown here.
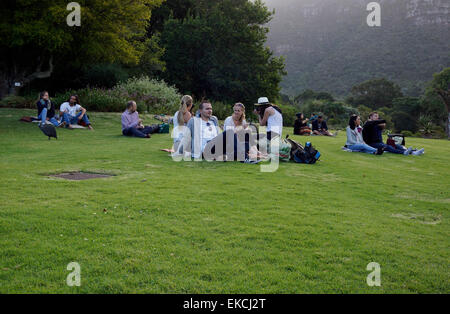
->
[264,0,450,97]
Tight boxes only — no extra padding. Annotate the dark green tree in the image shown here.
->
[390,97,421,132]
[347,78,403,109]
[160,0,286,106]
[0,0,164,97]
[294,89,334,104]
[425,68,450,139]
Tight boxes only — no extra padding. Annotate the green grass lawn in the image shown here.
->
[0,108,448,293]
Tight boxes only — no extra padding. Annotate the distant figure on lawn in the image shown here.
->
[254,97,283,140]
[362,112,424,156]
[224,103,248,131]
[173,95,194,146]
[60,95,93,130]
[345,115,383,155]
[36,91,60,127]
[294,113,311,136]
[312,116,334,136]
[121,101,159,138]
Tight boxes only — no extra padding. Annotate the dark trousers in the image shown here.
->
[370,142,405,154]
[123,125,159,138]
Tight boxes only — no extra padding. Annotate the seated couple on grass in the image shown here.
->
[121,101,160,138]
[345,112,424,156]
[173,97,282,162]
[37,92,93,130]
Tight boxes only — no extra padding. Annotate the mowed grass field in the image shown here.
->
[0,108,448,294]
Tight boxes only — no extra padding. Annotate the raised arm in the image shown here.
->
[259,107,273,127]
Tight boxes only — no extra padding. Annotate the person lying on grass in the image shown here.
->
[60,95,93,130]
[121,101,159,138]
[345,115,383,155]
[362,112,424,156]
[312,116,335,136]
[36,91,61,127]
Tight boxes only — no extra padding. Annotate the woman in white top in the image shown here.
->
[173,95,194,144]
[254,98,283,140]
[223,103,248,131]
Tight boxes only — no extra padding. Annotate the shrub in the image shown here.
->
[115,77,181,113]
[51,77,182,114]
[0,95,36,109]
[210,101,233,121]
[401,130,414,137]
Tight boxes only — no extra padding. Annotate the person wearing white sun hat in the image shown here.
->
[253,97,283,140]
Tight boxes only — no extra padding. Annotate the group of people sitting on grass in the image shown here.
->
[120,94,425,159]
[173,96,282,161]
[37,91,93,130]
[345,112,425,156]
[294,113,336,137]
[127,96,280,162]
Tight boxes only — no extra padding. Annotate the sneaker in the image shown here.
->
[403,147,413,155]
[376,147,384,155]
[412,148,425,156]
[242,158,261,164]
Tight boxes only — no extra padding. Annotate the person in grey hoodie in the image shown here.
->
[346,115,383,155]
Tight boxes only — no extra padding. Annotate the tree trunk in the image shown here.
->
[0,56,54,99]
[447,112,450,140]
[436,89,450,140]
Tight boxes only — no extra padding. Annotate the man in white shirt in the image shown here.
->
[60,95,93,130]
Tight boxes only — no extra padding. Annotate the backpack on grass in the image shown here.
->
[285,135,321,164]
[159,123,170,134]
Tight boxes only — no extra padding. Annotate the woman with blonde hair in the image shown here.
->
[172,95,194,151]
[174,95,193,128]
[223,103,248,131]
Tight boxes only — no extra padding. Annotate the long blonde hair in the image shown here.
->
[178,95,193,126]
[234,103,246,124]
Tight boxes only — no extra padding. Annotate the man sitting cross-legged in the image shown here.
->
[60,95,93,130]
[121,101,159,138]
[312,116,335,136]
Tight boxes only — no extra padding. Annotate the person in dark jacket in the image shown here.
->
[312,116,334,136]
[36,91,60,127]
[362,112,412,155]
[294,113,311,135]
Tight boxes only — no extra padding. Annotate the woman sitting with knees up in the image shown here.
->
[36,91,61,127]
[223,103,248,131]
[345,114,383,155]
[173,95,194,148]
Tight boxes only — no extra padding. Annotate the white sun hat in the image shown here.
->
[255,97,270,105]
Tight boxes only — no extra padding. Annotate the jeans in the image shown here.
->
[370,142,405,154]
[38,108,59,126]
[123,125,158,138]
[63,112,91,126]
[348,143,377,154]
